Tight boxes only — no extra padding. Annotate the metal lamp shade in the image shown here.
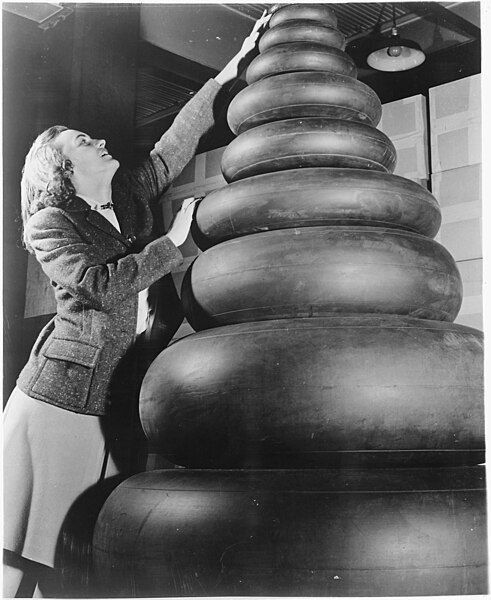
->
[367,32,425,72]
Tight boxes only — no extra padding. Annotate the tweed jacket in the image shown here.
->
[17,79,222,416]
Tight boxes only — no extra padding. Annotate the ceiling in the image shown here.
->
[220,2,479,39]
[134,2,480,153]
[222,2,429,37]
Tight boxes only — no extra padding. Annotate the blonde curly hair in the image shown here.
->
[21,125,76,250]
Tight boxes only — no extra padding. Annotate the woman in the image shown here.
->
[3,12,271,597]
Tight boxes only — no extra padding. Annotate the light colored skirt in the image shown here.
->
[3,387,120,568]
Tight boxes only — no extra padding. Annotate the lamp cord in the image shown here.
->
[375,3,387,30]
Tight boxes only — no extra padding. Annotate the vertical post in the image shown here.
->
[68,4,140,165]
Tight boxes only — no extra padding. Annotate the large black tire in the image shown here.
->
[270,3,338,28]
[227,72,382,134]
[246,42,356,84]
[139,317,483,469]
[221,118,397,182]
[259,19,345,53]
[93,467,487,597]
[183,227,462,327]
[194,169,441,249]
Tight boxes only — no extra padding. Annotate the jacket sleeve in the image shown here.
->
[127,78,222,201]
[26,207,183,311]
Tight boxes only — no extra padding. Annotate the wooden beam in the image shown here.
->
[406,2,480,40]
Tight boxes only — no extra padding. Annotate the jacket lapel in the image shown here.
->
[85,210,131,246]
[112,177,138,241]
[66,196,133,248]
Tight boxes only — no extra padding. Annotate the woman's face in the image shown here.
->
[55,129,120,180]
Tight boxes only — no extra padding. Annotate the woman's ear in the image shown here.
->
[62,159,74,174]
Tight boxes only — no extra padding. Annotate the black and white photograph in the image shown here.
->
[2,1,486,598]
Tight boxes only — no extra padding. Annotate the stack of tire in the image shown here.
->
[93,5,486,597]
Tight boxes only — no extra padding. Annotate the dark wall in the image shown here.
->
[2,4,140,401]
[68,4,140,166]
[3,9,75,400]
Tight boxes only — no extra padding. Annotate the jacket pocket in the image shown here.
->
[31,337,100,410]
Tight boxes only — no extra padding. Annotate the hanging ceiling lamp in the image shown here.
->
[367,3,426,72]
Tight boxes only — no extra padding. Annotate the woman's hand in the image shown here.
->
[166,196,199,247]
[215,10,272,86]
[236,10,272,58]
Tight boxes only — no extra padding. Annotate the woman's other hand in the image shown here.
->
[166,196,200,247]
[215,10,271,86]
